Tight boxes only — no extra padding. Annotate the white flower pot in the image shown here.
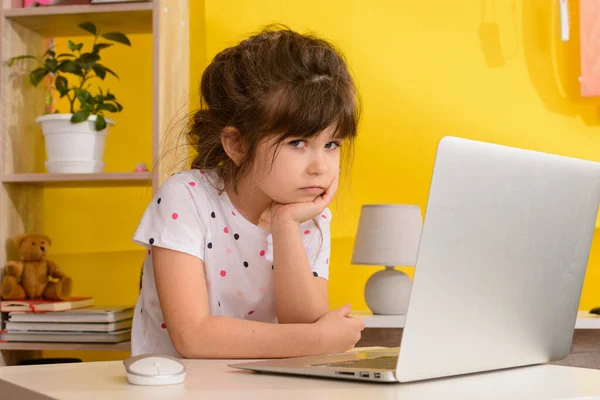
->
[35,114,115,174]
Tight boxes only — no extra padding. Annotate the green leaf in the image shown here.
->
[44,92,53,107]
[71,111,90,123]
[43,49,56,58]
[98,103,117,113]
[78,22,97,36]
[78,52,101,68]
[68,40,83,52]
[93,43,113,53]
[115,102,123,112]
[74,88,94,106]
[96,64,118,79]
[58,60,81,75]
[7,55,36,67]
[57,53,76,58]
[92,64,106,80]
[29,67,48,87]
[101,32,131,46]
[95,114,107,131]
[104,90,115,100]
[55,75,69,97]
[44,58,58,72]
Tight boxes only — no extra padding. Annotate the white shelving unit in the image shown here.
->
[0,0,190,365]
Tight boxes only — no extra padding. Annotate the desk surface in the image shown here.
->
[1,356,600,400]
[351,310,600,329]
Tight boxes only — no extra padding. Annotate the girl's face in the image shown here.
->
[252,124,343,205]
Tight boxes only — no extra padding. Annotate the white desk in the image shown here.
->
[350,310,600,329]
[1,356,600,400]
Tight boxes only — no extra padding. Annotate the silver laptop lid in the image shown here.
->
[397,136,600,382]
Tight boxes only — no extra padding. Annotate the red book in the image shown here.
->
[0,297,94,312]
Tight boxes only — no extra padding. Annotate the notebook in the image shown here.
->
[0,297,94,312]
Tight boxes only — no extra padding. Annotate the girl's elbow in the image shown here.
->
[170,317,212,358]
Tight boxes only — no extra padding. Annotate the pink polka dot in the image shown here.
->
[223,227,229,233]
[232,211,236,216]
[248,310,255,315]
[155,340,160,347]
[259,250,266,257]
[200,170,205,174]
[226,248,232,255]
[161,323,166,329]
[321,214,327,219]
[172,213,179,220]
[259,287,266,293]
[326,258,329,264]
[150,300,159,307]
[189,181,196,186]
[304,230,311,234]
[220,270,227,277]
[237,291,244,297]
[147,249,151,255]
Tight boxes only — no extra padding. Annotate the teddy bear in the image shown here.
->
[1,233,72,301]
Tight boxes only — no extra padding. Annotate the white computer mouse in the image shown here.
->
[123,354,187,386]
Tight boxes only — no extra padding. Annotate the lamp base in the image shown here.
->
[365,267,412,315]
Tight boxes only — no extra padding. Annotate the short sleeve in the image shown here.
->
[133,174,207,261]
[303,207,332,280]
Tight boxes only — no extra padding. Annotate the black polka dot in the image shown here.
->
[313,271,318,277]
[218,301,221,307]
[157,198,161,204]
[272,265,274,270]
[141,308,143,314]
[207,242,212,249]
[234,233,240,240]
[149,238,155,245]
[211,212,216,218]
[243,261,249,268]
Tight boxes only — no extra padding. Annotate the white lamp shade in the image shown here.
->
[351,204,423,267]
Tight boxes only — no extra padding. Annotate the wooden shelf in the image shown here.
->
[351,310,600,330]
[0,341,130,351]
[0,172,153,186]
[0,0,189,366]
[3,2,154,36]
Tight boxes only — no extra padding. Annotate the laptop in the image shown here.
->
[229,136,600,383]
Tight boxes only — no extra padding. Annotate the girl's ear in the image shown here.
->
[220,126,245,166]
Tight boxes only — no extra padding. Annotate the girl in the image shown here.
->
[131,26,364,359]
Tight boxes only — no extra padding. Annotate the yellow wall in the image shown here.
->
[201,0,600,311]
[44,0,600,361]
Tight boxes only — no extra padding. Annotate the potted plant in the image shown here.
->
[8,22,131,173]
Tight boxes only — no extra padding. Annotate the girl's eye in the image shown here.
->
[325,141,341,150]
[289,140,307,148]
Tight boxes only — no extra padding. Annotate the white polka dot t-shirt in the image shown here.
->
[130,169,332,357]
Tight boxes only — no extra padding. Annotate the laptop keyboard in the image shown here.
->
[315,355,398,370]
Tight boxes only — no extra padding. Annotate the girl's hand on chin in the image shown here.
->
[269,172,339,226]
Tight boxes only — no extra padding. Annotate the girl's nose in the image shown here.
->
[307,153,327,176]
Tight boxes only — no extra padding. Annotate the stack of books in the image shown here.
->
[0,298,133,344]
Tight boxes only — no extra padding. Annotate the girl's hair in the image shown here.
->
[188,25,360,194]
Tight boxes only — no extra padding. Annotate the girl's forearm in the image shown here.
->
[173,315,324,359]
[271,221,329,324]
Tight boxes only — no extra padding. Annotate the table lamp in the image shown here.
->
[351,204,423,315]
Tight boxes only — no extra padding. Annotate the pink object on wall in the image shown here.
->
[23,0,54,6]
[579,0,600,96]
